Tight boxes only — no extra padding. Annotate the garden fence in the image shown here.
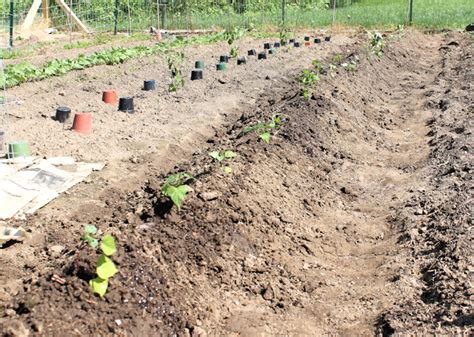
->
[0,0,472,49]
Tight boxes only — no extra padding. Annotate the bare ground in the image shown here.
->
[0,30,472,336]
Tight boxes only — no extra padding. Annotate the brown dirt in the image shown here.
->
[0,30,472,336]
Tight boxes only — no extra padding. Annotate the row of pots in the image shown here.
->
[5,35,332,158]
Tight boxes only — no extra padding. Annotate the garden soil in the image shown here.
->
[0,30,472,336]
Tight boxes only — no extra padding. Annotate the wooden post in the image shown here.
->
[54,0,90,33]
[42,0,49,22]
[21,0,42,33]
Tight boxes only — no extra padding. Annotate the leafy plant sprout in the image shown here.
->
[209,150,238,162]
[166,51,185,92]
[298,69,320,100]
[82,225,99,248]
[89,234,118,298]
[341,55,360,72]
[224,27,245,58]
[81,225,118,298]
[244,114,289,143]
[370,32,385,57]
[162,172,195,209]
[209,150,238,174]
[312,59,325,74]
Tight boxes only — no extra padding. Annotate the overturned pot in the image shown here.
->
[55,106,71,123]
[237,57,247,65]
[191,69,203,80]
[118,97,134,113]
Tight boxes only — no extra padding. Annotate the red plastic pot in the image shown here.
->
[72,113,92,134]
[304,41,311,46]
[102,90,118,105]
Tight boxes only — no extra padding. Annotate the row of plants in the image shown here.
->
[0,32,228,88]
[297,32,385,99]
[64,31,388,298]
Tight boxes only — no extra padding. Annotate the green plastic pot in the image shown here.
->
[195,60,205,69]
[8,141,30,158]
[269,48,277,55]
[216,63,226,71]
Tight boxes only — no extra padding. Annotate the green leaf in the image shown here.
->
[100,235,117,256]
[83,234,99,248]
[209,151,224,161]
[259,132,271,143]
[224,151,237,159]
[90,277,108,298]
[96,255,118,279]
[84,225,97,235]
[163,185,189,209]
[223,166,233,174]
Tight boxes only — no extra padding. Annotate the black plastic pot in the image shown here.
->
[248,49,257,56]
[264,42,272,49]
[325,36,331,42]
[220,55,229,63]
[55,107,71,123]
[237,57,246,65]
[191,69,203,81]
[258,52,267,60]
[294,42,301,48]
[314,38,322,44]
[304,36,310,41]
[274,42,281,48]
[281,40,287,46]
[289,38,295,43]
[118,97,134,113]
[144,80,156,91]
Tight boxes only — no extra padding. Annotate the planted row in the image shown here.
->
[0,33,229,88]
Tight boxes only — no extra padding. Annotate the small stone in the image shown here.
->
[31,320,43,333]
[414,208,424,215]
[280,214,294,224]
[5,308,16,316]
[192,327,207,337]
[3,320,29,337]
[199,191,220,201]
[115,319,122,326]
[48,245,65,257]
[262,283,279,301]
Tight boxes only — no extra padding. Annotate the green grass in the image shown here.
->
[159,0,471,29]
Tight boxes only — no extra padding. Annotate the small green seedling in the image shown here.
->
[329,63,337,77]
[342,56,359,72]
[89,234,118,298]
[312,59,324,74]
[162,172,195,209]
[298,69,320,100]
[209,150,238,174]
[370,32,385,57]
[209,150,237,162]
[224,27,245,58]
[82,225,98,248]
[166,51,185,92]
[332,54,344,64]
[244,114,288,143]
